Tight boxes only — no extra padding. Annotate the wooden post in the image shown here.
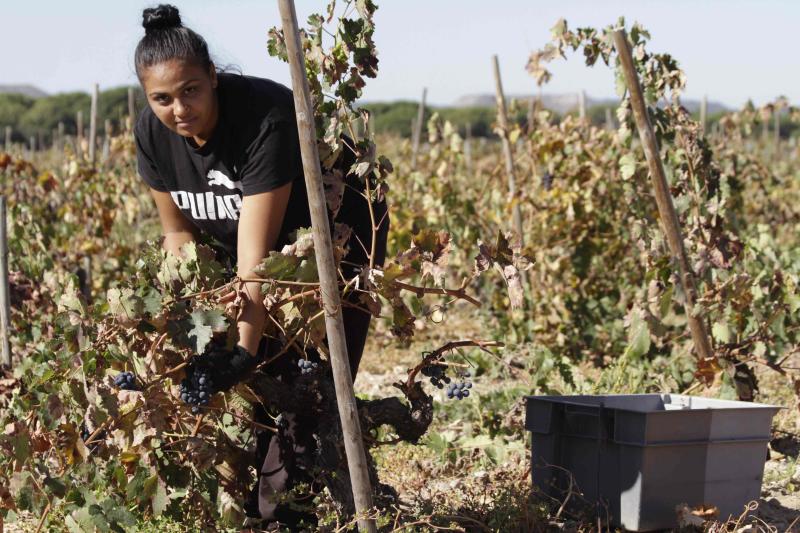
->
[128,86,136,122]
[774,107,781,152]
[0,197,11,368]
[58,121,65,152]
[527,95,536,134]
[578,90,586,122]
[277,1,376,531]
[102,119,112,162]
[605,107,614,131]
[464,122,473,176]
[81,256,92,302]
[89,83,99,164]
[492,55,525,247]
[28,136,36,158]
[76,110,84,158]
[3,127,10,152]
[612,30,715,365]
[699,95,707,134]
[410,87,426,170]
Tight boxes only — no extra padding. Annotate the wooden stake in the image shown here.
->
[76,110,84,158]
[464,122,473,177]
[700,95,707,134]
[0,197,11,368]
[578,90,586,122]
[57,121,65,153]
[612,30,715,364]
[89,83,99,164]
[605,107,614,131]
[527,95,536,134]
[3,127,10,152]
[492,55,525,247]
[102,119,112,162]
[128,86,136,121]
[277,1,376,530]
[774,107,781,152]
[410,87,426,170]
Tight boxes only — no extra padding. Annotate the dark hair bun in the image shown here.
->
[142,4,182,34]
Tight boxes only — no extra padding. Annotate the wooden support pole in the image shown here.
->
[58,121,65,152]
[605,107,614,131]
[612,29,715,365]
[102,119,112,162]
[700,94,707,134]
[0,197,11,368]
[527,95,536,134]
[492,54,525,247]
[578,90,586,122]
[464,122,473,177]
[410,87,426,170]
[89,83,99,164]
[76,110,84,158]
[3,127,10,152]
[81,256,92,302]
[277,1,376,531]
[128,86,136,122]
[28,136,36,158]
[774,107,781,151]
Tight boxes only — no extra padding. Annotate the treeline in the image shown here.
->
[4,86,795,146]
[0,86,145,144]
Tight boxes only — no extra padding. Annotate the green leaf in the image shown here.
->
[253,252,300,280]
[712,321,731,344]
[623,308,650,359]
[619,153,636,180]
[189,309,228,353]
[152,478,168,516]
[106,287,144,324]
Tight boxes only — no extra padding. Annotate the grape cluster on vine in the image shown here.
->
[421,362,451,389]
[113,371,138,391]
[542,171,554,191]
[446,380,472,400]
[446,371,472,400]
[180,369,214,414]
[297,358,318,375]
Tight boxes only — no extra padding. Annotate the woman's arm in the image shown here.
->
[235,181,293,355]
[150,188,198,257]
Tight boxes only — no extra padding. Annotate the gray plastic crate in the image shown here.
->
[525,394,780,531]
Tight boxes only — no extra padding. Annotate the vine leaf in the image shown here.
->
[623,307,651,359]
[188,309,227,353]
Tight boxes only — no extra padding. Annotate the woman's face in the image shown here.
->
[140,59,218,145]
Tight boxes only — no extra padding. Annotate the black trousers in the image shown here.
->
[248,195,389,520]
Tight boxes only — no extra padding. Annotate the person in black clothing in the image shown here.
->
[133,4,388,527]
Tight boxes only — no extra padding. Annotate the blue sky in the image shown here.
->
[4,1,799,107]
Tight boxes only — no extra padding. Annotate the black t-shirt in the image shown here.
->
[135,73,388,275]
[135,73,311,256]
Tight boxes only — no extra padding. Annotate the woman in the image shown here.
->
[133,4,388,527]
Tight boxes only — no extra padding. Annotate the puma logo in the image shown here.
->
[207,169,243,191]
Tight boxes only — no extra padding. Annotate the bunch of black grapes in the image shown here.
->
[297,358,318,375]
[446,378,472,400]
[445,371,472,400]
[542,171,554,191]
[113,371,138,391]
[421,362,451,389]
[180,368,214,414]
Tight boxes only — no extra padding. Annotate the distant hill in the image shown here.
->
[452,93,728,114]
[0,85,48,99]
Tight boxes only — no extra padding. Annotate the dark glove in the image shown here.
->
[179,344,261,413]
